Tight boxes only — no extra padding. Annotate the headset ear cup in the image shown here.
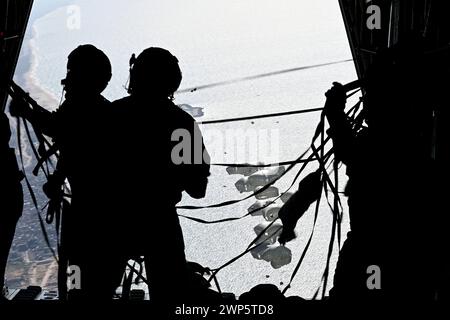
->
[127,54,137,94]
[127,67,134,94]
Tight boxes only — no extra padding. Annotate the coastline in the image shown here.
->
[6,6,69,291]
[15,0,75,109]
[20,25,61,110]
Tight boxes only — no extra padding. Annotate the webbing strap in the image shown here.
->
[16,117,58,263]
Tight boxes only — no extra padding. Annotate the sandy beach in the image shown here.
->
[6,14,63,291]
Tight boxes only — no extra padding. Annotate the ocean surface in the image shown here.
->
[8,0,358,298]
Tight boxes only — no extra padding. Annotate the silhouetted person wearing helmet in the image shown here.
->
[10,44,119,300]
[109,47,210,305]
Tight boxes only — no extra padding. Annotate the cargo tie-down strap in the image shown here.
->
[177,89,362,220]
[184,97,363,297]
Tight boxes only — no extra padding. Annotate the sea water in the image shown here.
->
[9,0,357,298]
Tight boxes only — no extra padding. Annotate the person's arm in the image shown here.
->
[324,82,356,167]
[9,96,56,137]
[183,121,210,199]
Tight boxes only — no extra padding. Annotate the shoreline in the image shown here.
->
[14,0,74,110]
[21,24,61,111]
[6,10,65,290]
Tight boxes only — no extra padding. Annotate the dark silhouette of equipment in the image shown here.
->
[1,0,33,301]
[326,40,441,301]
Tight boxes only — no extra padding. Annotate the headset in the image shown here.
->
[126,48,181,97]
[123,53,136,93]
[129,53,137,70]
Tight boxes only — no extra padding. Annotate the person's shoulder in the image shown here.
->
[168,102,196,124]
[92,95,112,115]
[109,96,136,117]
[111,96,132,108]
[99,95,112,105]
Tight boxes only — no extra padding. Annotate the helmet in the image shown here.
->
[128,47,182,98]
[63,44,112,94]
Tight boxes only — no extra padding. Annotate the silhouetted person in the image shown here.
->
[326,39,438,301]
[0,112,23,300]
[109,47,210,305]
[427,40,450,303]
[10,44,120,300]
